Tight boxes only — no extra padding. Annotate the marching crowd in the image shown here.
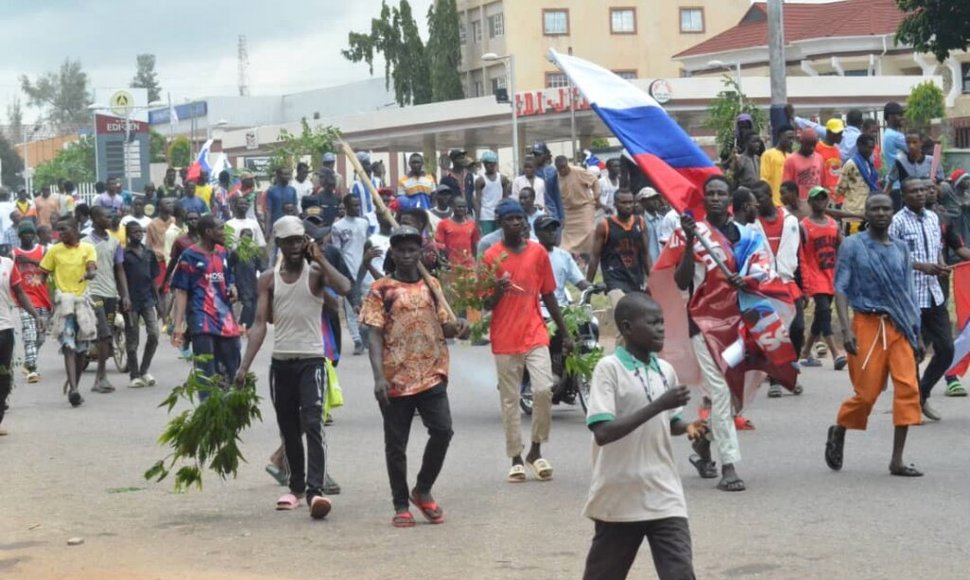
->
[2,98,970,579]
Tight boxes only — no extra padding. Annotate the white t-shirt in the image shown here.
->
[331,216,370,277]
[226,217,266,248]
[120,215,152,231]
[583,350,687,523]
[656,208,680,245]
[598,175,620,211]
[0,257,19,331]
[478,172,505,221]
[363,232,391,288]
[292,178,314,205]
[511,175,546,204]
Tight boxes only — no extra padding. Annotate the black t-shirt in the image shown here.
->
[123,246,160,311]
[302,192,342,227]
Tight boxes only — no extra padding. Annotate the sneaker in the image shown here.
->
[767,382,782,398]
[68,390,84,407]
[922,401,942,422]
[142,373,157,386]
[945,378,968,397]
[323,474,342,495]
[800,357,822,368]
[26,372,40,384]
[309,495,332,520]
[0,427,8,436]
[324,414,334,426]
[812,342,829,358]
[128,377,147,389]
[91,378,116,394]
[352,341,365,356]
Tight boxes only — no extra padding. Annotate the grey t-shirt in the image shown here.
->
[583,349,687,523]
[331,216,370,278]
[84,231,123,298]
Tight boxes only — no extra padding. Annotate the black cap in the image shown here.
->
[389,225,423,245]
[534,215,561,230]
[434,183,453,196]
[531,141,550,155]
[303,216,331,241]
[884,101,905,116]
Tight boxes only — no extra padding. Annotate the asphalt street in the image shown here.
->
[2,328,970,579]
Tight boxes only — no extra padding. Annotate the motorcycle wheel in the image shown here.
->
[519,382,533,415]
[577,376,591,414]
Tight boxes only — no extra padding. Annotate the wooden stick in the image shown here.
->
[339,140,458,322]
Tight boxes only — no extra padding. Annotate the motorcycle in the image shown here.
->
[520,285,605,415]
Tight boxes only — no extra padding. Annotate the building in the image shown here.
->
[456,0,751,96]
[675,0,970,146]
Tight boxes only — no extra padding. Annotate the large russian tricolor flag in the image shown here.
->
[947,262,970,377]
[548,49,720,219]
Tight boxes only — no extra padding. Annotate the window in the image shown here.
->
[459,22,466,45]
[963,63,970,94]
[543,9,569,36]
[545,73,569,88]
[490,76,507,95]
[613,70,637,80]
[610,8,636,34]
[473,80,484,97]
[488,13,504,38]
[471,20,482,43]
[679,8,704,33]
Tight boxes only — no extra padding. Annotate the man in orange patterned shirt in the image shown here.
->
[361,225,468,528]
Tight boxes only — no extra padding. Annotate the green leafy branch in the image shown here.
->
[224,224,263,264]
[444,255,505,342]
[145,363,262,493]
[548,305,604,382]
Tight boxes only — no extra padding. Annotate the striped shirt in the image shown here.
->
[888,206,944,308]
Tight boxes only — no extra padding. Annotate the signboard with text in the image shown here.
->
[94,114,150,191]
[515,87,591,118]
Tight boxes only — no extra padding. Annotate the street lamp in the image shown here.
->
[482,52,519,173]
[708,59,743,107]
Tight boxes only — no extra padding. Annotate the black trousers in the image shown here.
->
[583,517,695,580]
[920,302,955,400]
[380,384,453,511]
[809,294,834,337]
[271,357,327,499]
[0,329,14,426]
[789,297,806,355]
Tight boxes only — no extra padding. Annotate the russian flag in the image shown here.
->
[549,49,719,220]
[947,263,970,377]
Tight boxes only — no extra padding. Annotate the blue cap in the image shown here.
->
[495,198,525,219]
[481,150,498,163]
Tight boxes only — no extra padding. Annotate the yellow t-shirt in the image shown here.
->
[39,241,97,295]
[760,148,790,205]
[196,185,213,209]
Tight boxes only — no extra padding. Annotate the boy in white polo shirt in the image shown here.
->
[582,292,707,580]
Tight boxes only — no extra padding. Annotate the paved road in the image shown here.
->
[2,330,970,579]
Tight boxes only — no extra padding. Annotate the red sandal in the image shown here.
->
[734,415,756,430]
[392,511,415,528]
[409,491,445,524]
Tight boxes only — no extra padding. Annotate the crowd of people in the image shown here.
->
[2,97,969,579]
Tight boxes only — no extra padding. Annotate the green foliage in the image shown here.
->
[145,366,263,493]
[895,0,970,63]
[130,54,162,103]
[0,133,24,188]
[224,223,263,263]
[704,75,767,165]
[343,0,434,106]
[547,305,604,382]
[33,135,95,186]
[5,98,23,143]
[167,136,192,168]
[149,130,167,163]
[268,119,341,178]
[19,59,93,131]
[446,257,504,343]
[427,0,464,101]
[590,138,611,149]
[905,81,946,134]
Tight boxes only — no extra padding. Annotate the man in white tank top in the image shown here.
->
[475,150,511,236]
[236,216,352,520]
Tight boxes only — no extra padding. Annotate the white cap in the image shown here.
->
[636,187,660,200]
[273,216,305,239]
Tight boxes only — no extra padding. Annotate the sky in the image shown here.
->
[1,0,433,124]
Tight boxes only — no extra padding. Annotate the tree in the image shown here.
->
[895,0,970,63]
[32,136,96,187]
[149,129,168,163]
[704,75,767,167]
[20,59,93,131]
[905,81,946,134]
[167,136,192,168]
[343,1,432,106]
[0,134,24,188]
[5,98,22,143]
[427,0,464,101]
[268,119,341,179]
[131,54,162,103]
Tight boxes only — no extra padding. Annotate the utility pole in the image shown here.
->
[568,46,577,161]
[767,0,787,143]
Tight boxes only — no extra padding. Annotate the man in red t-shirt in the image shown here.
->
[12,221,52,383]
[434,196,479,269]
[816,119,844,204]
[483,198,572,483]
[782,129,824,203]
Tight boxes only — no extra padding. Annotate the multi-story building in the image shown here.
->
[456,0,752,96]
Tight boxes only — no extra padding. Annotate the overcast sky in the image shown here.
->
[1,0,433,124]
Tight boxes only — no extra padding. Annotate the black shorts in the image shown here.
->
[91,296,118,341]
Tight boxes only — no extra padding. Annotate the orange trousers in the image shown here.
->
[836,312,922,430]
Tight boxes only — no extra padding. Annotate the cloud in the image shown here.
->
[3,0,432,123]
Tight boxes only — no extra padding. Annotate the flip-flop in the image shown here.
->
[716,476,746,492]
[825,425,844,471]
[309,496,332,519]
[392,511,416,528]
[526,458,554,481]
[409,491,445,524]
[689,454,719,479]
[276,493,301,511]
[506,464,526,483]
[734,416,755,430]
[834,355,848,371]
[890,464,923,477]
